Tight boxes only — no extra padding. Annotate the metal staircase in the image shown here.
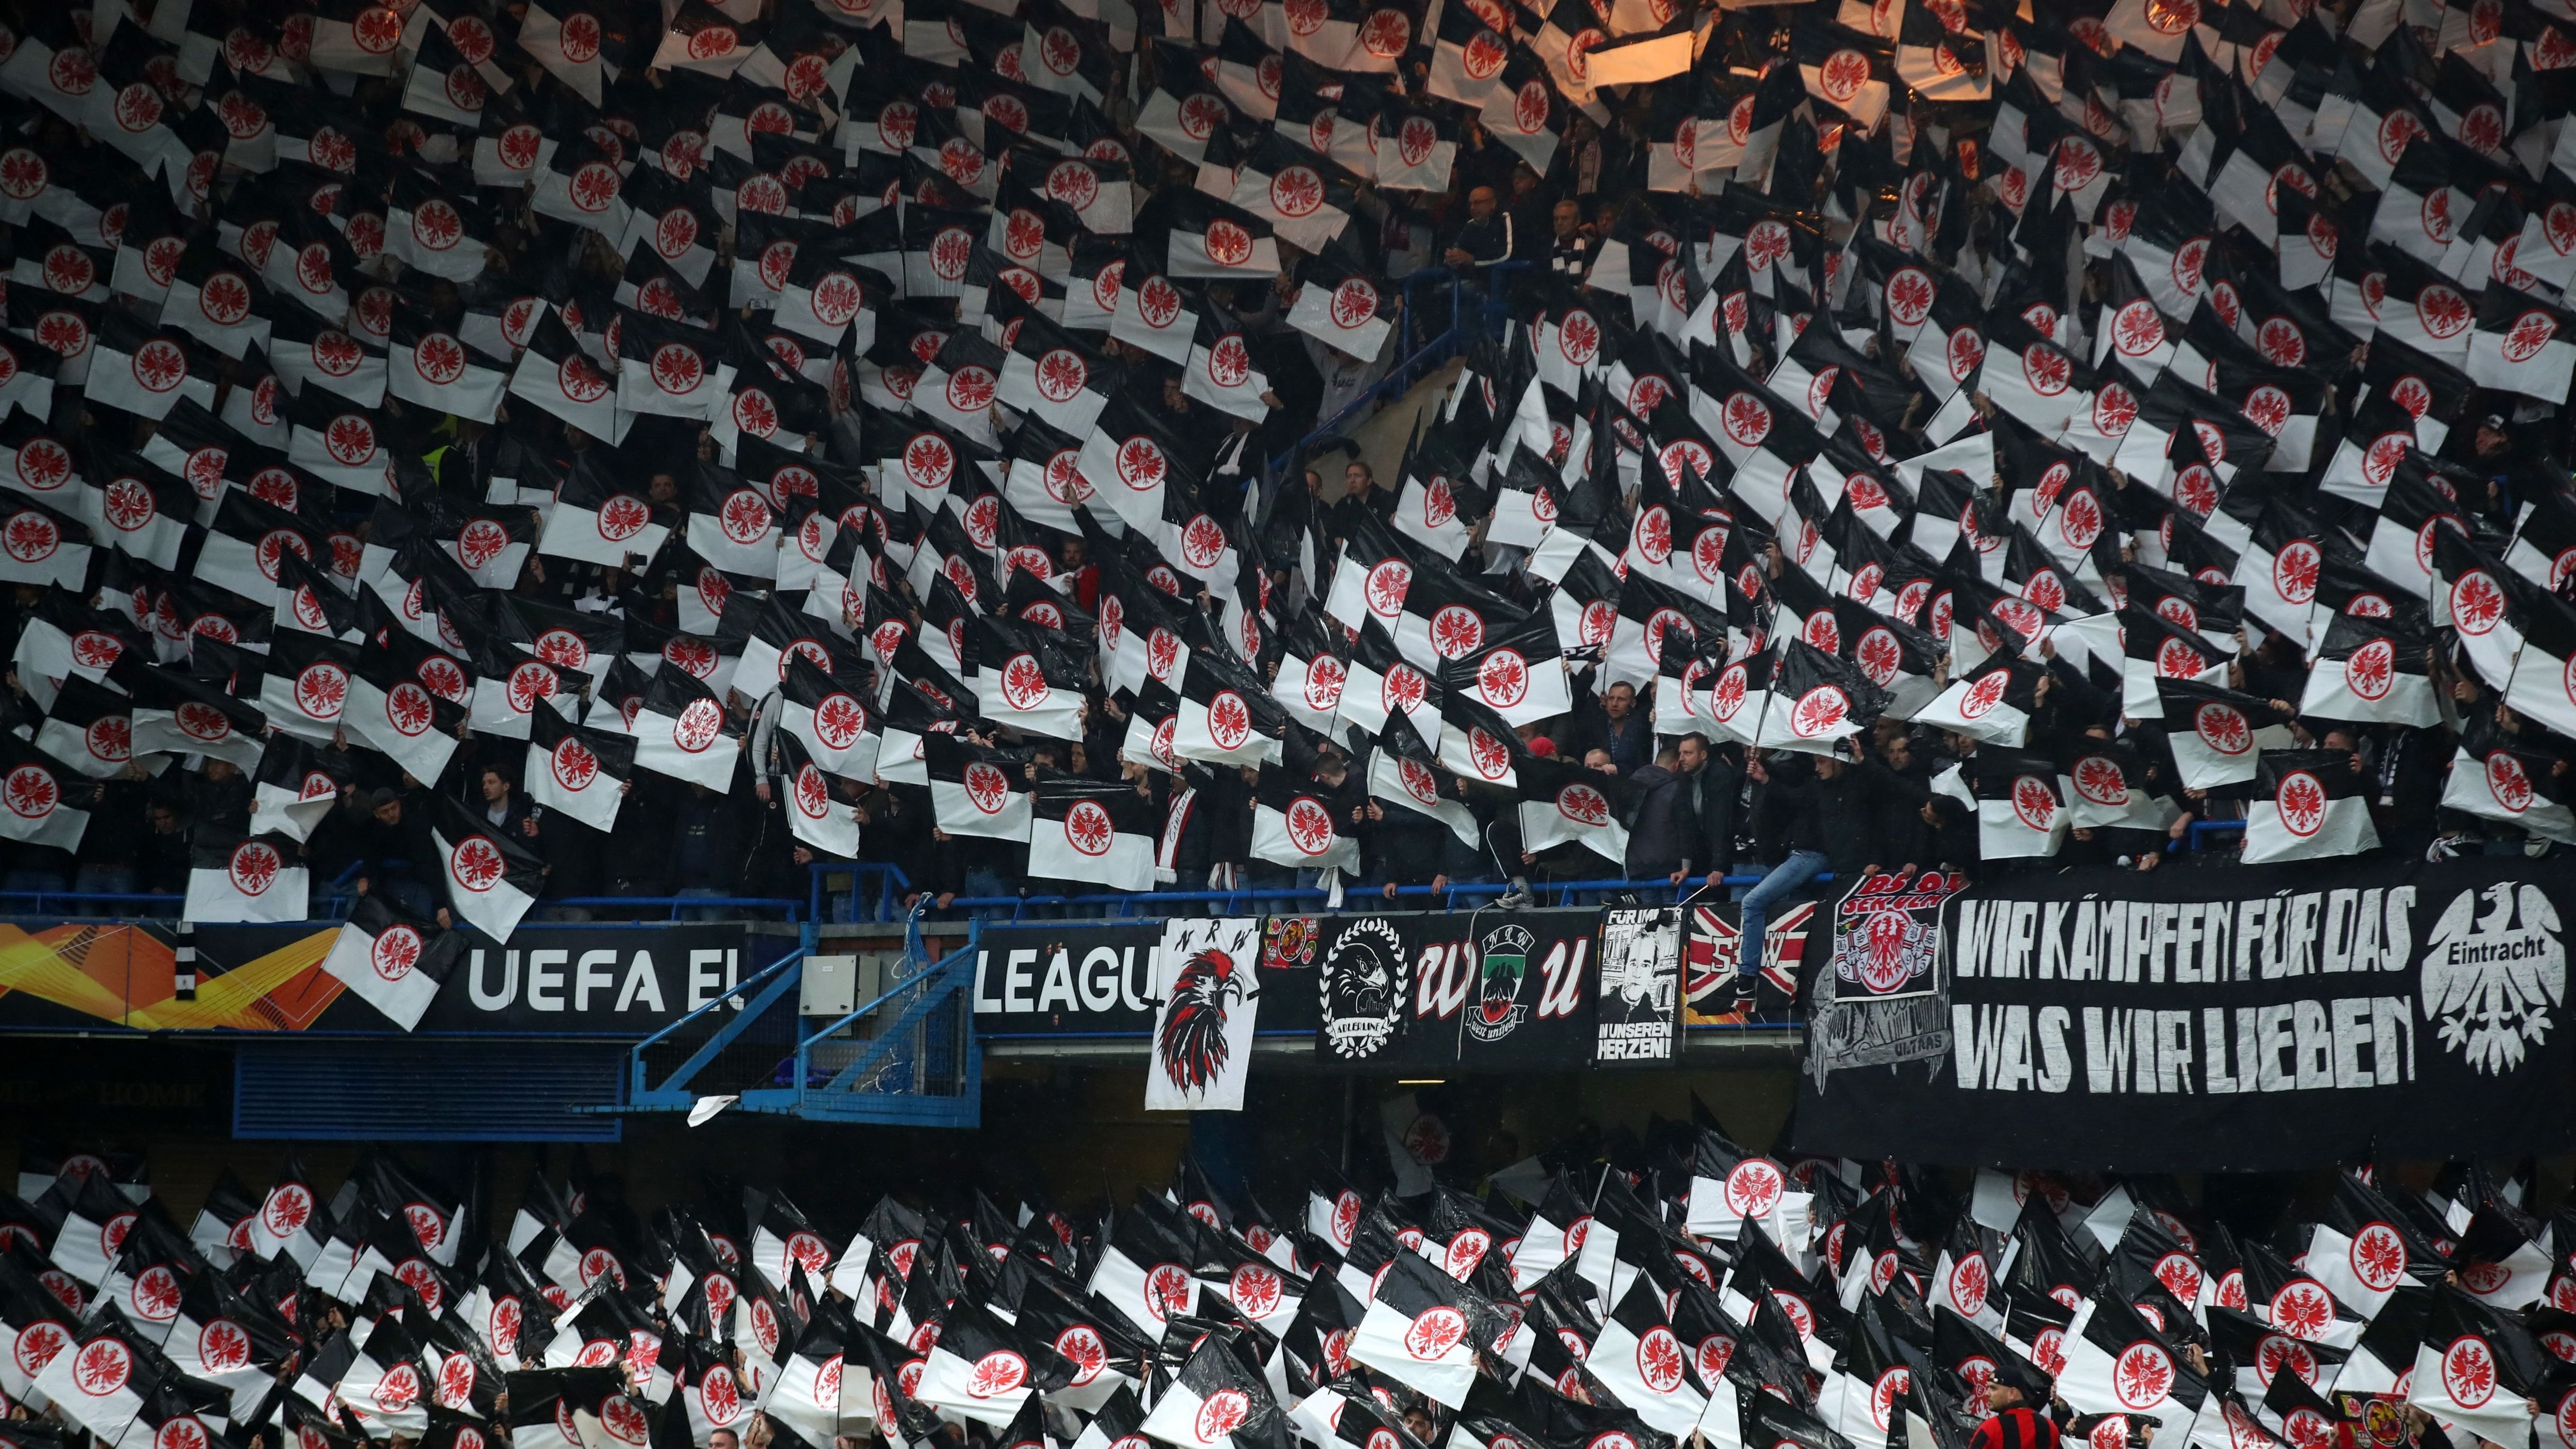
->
[621,914,981,1127]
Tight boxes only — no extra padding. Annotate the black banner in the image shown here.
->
[968,920,1166,1033]
[965,920,1321,1037]
[0,922,765,1036]
[1314,909,1598,1070]
[407,922,764,1031]
[1791,861,2576,1170]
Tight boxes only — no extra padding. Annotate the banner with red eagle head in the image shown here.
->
[1144,917,1263,1113]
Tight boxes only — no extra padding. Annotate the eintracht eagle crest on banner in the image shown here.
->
[2422,883,2565,1075]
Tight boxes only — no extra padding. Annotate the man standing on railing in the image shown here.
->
[1731,752,1829,1015]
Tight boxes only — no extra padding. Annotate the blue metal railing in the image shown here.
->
[816,865,1833,924]
[0,860,373,919]
[1266,261,1535,479]
[807,864,914,924]
[625,945,811,1113]
[0,893,803,925]
[0,864,1840,930]
[2181,820,2245,850]
[553,895,803,922]
[0,891,203,919]
[624,913,981,1127]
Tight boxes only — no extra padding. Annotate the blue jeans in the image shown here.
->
[1740,851,1827,980]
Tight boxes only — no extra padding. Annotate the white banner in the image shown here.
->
[1143,917,1263,1112]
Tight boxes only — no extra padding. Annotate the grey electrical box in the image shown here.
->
[801,954,858,1016]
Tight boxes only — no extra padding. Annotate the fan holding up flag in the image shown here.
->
[0,735,89,857]
[1029,778,1158,894]
[184,829,311,924]
[526,707,635,834]
[1250,758,1362,880]
[1136,1327,1291,1449]
[2245,748,2379,864]
[1515,754,1639,867]
[321,896,464,1032]
[775,732,866,863]
[428,795,547,941]
[1350,1251,1502,1409]
[1757,640,1889,758]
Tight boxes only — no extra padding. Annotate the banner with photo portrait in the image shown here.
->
[1595,907,1682,1064]
[1791,860,2576,1171]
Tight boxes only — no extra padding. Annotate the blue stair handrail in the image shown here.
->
[622,910,982,1126]
[794,914,979,1093]
[1265,261,1535,480]
[623,942,808,1112]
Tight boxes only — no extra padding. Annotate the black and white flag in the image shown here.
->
[1028,780,1156,893]
[183,830,310,924]
[2245,749,2379,864]
[321,895,464,1032]
[628,662,741,792]
[1134,1331,1288,1449]
[926,733,1033,842]
[428,795,546,941]
[526,706,635,834]
[1349,1252,1494,1408]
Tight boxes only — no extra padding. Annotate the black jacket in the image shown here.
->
[1368,805,1450,887]
[138,822,191,894]
[664,789,749,893]
[1623,764,1692,876]
[1684,753,1742,878]
[77,780,147,869]
[1867,753,1938,871]
[1751,757,1823,859]
[1326,485,1398,544]
[1444,211,1515,269]
[1751,754,1901,875]
[360,793,440,895]
[531,807,607,899]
